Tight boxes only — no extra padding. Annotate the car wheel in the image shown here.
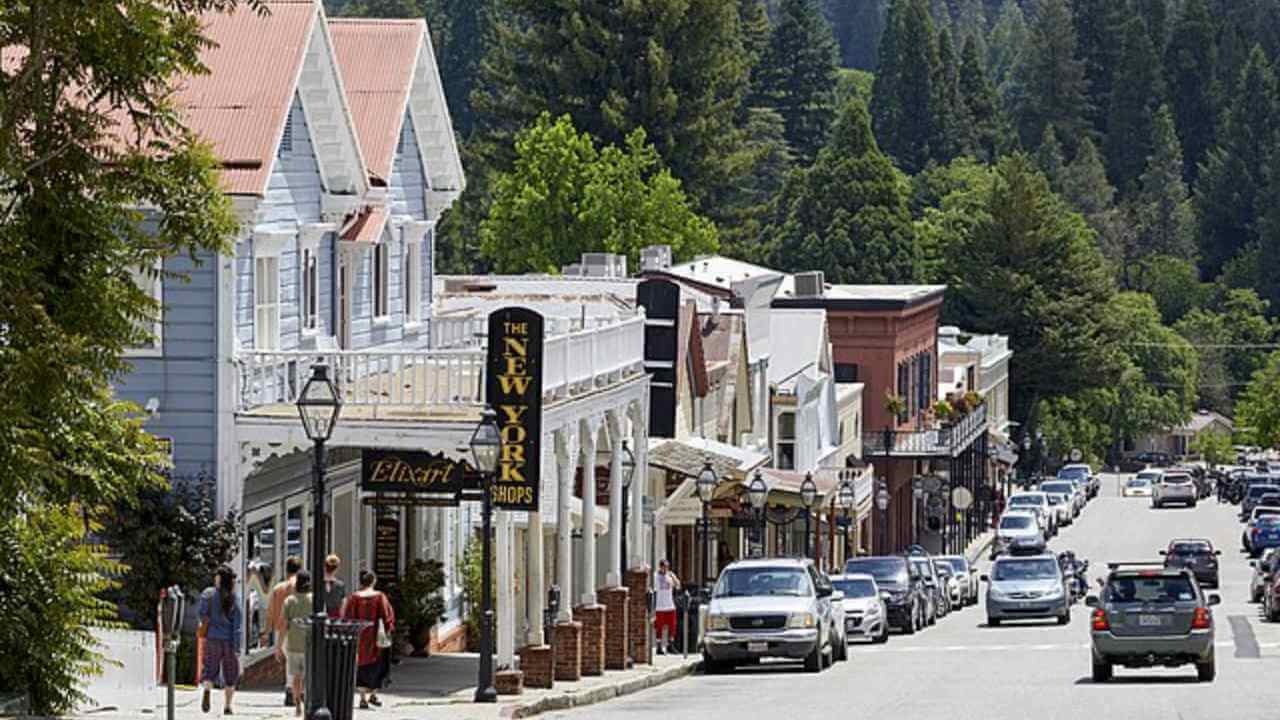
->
[1092,657,1113,683]
[1191,500,1198,508]
[874,626,890,644]
[834,636,846,662]
[804,642,823,673]
[903,608,916,635]
[702,654,728,674]
[1057,611,1070,625]
[1252,587,1263,603]
[928,606,937,626]
[988,616,1001,627]
[1196,649,1216,682]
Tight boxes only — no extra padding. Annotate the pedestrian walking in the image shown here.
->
[264,556,301,707]
[322,554,346,619]
[341,570,395,709]
[198,565,242,716]
[277,570,312,717]
[653,559,680,654]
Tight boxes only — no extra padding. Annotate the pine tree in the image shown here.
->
[766,99,919,283]
[1035,124,1066,191]
[1134,0,1171,54]
[740,0,772,70]
[872,0,940,173]
[1164,0,1218,184]
[1017,0,1092,154]
[932,27,966,161]
[987,0,1028,115]
[1071,0,1128,135]
[1104,17,1162,193]
[823,0,887,71]
[959,35,1004,162]
[1216,20,1250,107]
[1060,138,1115,222]
[1133,105,1198,260]
[1196,45,1278,279]
[755,0,841,162]
[954,0,988,61]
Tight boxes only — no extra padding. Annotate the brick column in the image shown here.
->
[625,566,651,664]
[552,621,583,681]
[495,669,523,695]
[518,645,553,689]
[574,604,606,676]
[599,586,629,670]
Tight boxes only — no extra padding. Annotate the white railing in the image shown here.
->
[235,311,646,413]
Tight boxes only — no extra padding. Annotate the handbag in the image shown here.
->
[196,619,209,639]
[376,618,392,649]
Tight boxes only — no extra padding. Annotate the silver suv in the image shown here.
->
[703,558,837,673]
[1152,470,1198,508]
[983,554,1070,626]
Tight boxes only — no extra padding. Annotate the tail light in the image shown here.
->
[1091,608,1109,631]
[1191,607,1212,630]
[1253,527,1261,537]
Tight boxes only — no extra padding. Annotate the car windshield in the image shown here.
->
[945,558,967,573]
[714,567,812,598]
[845,558,908,585]
[1041,482,1075,495]
[993,559,1059,581]
[1248,485,1280,499]
[1058,467,1088,480]
[1256,508,1280,518]
[1105,575,1197,603]
[1169,542,1211,555]
[832,578,877,598]
[933,562,952,577]
[910,559,933,577]
[1009,494,1045,506]
[1000,515,1034,530]
[1047,493,1066,505]
[1257,516,1280,527]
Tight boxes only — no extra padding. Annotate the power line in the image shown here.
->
[1127,342,1280,349]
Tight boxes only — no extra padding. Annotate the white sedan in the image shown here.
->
[1123,476,1153,497]
[830,574,889,644]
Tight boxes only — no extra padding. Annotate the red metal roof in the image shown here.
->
[328,19,421,184]
[340,204,388,244]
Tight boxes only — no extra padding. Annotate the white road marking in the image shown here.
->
[858,640,1280,653]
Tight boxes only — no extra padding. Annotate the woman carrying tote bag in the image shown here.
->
[341,570,395,709]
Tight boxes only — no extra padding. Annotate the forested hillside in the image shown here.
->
[327,0,1280,460]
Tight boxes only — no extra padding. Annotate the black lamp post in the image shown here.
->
[875,480,891,554]
[800,473,818,559]
[1036,429,1046,478]
[296,364,341,720]
[469,409,501,704]
[696,458,717,588]
[837,477,856,561]
[747,472,768,556]
[620,440,635,582]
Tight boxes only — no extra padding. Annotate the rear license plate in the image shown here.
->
[747,642,768,653]
[1139,614,1164,627]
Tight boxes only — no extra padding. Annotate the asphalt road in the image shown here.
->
[547,474,1280,720]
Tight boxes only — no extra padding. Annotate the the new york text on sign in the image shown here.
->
[486,307,543,511]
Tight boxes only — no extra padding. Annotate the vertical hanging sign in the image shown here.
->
[486,307,543,511]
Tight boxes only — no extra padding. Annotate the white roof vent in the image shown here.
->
[794,271,825,298]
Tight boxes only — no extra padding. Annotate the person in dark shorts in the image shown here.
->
[199,565,242,716]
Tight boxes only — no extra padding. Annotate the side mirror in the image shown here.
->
[1215,550,1222,556]
[1251,560,1259,568]
[816,585,833,598]
[1085,595,1099,607]
[1158,550,1167,556]
[980,574,990,582]
[831,590,845,602]
[1208,594,1222,606]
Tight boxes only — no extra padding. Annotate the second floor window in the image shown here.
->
[835,363,858,383]
[126,262,163,355]
[301,247,318,332]
[404,241,421,323]
[255,256,280,350]
[777,411,796,470]
[372,244,389,319]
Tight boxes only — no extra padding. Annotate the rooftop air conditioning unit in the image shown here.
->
[640,245,673,272]
[581,252,627,278]
[794,271,825,298]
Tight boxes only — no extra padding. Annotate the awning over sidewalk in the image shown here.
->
[647,436,770,481]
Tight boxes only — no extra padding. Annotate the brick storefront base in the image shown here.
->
[518,645,553,689]
[599,586,630,670]
[625,566,651,664]
[573,604,606,676]
[552,621,583,681]
[495,669,523,695]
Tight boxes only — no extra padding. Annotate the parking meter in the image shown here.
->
[158,586,184,720]
[544,585,561,646]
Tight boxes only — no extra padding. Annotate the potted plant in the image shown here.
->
[884,391,907,423]
[395,558,447,656]
[933,400,954,425]
[964,390,984,410]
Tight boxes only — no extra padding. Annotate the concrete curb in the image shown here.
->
[965,531,995,565]
[500,659,701,719]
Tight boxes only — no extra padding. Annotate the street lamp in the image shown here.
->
[696,458,718,588]
[1035,429,1046,478]
[800,473,818,558]
[620,440,635,582]
[747,472,769,556]
[296,364,341,720]
[875,480,891,554]
[470,408,501,704]
[837,475,856,562]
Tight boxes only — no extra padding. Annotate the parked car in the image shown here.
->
[1123,473,1155,497]
[908,553,947,621]
[703,558,837,673]
[1046,492,1074,526]
[936,555,980,607]
[829,573,889,644]
[1120,451,1173,473]
[1040,479,1084,516]
[1057,463,1099,499]
[1007,491,1057,537]
[1245,514,1280,558]
[933,560,964,609]
[1240,481,1280,519]
[992,511,1048,558]
[1263,570,1280,622]
[1152,470,1198,508]
[1087,563,1219,682]
[845,555,929,634]
[1250,548,1280,603]
[983,554,1071,626]
[1160,539,1221,588]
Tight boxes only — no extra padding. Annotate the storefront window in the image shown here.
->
[286,506,303,562]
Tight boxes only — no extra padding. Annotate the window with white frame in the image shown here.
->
[403,241,421,324]
[301,247,319,332]
[777,411,796,470]
[372,243,389,319]
[255,256,281,349]
[126,261,163,355]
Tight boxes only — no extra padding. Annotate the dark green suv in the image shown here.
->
[1086,563,1220,682]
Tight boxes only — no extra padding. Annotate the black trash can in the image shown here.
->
[313,618,368,720]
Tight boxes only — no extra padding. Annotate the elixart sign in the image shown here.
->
[485,307,544,511]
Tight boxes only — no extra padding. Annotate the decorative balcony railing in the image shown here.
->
[862,403,988,458]
[235,312,646,414]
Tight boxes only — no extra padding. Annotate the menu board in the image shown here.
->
[373,510,400,592]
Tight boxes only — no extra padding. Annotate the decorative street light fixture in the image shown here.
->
[747,471,769,556]
[1035,429,1046,478]
[296,364,341,720]
[800,472,818,559]
[838,474,857,562]
[875,480,891,554]
[696,458,718,588]
[469,408,501,704]
[620,440,635,582]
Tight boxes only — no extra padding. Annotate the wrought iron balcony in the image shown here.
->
[862,403,988,458]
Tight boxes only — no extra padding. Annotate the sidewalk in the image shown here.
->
[63,652,701,720]
[965,529,995,565]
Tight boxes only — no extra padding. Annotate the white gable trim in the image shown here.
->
[407,24,465,222]
[293,6,369,200]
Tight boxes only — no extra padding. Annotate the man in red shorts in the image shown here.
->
[653,559,681,654]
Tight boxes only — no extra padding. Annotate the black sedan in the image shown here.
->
[1160,538,1221,588]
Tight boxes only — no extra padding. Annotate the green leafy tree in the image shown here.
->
[872,0,941,173]
[1175,288,1276,413]
[958,35,1005,162]
[1191,429,1234,468]
[480,114,717,273]
[1016,0,1092,153]
[1131,106,1197,261]
[1103,16,1162,192]
[1238,351,1280,448]
[1164,0,1217,183]
[1175,308,1236,413]
[754,0,841,162]
[1195,45,1277,279]
[766,100,919,283]
[912,156,996,282]
[1132,255,1210,324]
